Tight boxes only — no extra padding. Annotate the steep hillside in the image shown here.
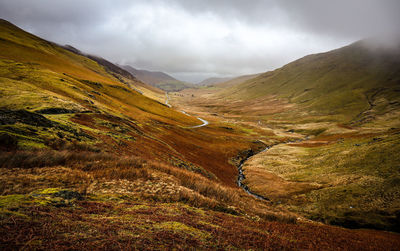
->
[122,65,194,91]
[217,40,400,122]
[62,45,166,102]
[0,20,185,122]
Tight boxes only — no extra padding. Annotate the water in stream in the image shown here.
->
[237,146,271,201]
[237,137,308,201]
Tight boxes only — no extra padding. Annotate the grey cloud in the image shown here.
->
[172,0,400,38]
[0,0,399,82]
[279,0,400,39]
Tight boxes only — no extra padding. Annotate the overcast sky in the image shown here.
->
[1,0,399,82]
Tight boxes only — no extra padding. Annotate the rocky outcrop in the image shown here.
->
[0,109,53,127]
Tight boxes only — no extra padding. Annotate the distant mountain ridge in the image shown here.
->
[212,73,261,88]
[121,65,177,84]
[62,45,136,82]
[122,65,193,92]
[197,77,233,86]
[61,45,164,97]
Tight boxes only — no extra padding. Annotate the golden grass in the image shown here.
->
[0,148,297,225]
[240,130,400,231]
[0,20,200,128]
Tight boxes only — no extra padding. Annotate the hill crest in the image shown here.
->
[122,65,194,91]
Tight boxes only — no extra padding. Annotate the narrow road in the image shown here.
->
[165,93,209,128]
[165,93,172,108]
[190,117,209,128]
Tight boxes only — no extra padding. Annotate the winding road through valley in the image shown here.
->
[165,93,209,128]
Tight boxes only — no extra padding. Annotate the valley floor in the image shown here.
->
[170,87,400,233]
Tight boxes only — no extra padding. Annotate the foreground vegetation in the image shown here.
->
[1,148,400,249]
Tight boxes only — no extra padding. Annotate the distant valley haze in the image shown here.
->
[1,0,399,82]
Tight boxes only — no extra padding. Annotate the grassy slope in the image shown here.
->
[63,47,167,103]
[218,40,400,121]
[0,20,196,124]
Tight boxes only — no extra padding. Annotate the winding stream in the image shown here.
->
[237,146,272,201]
[237,137,308,201]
